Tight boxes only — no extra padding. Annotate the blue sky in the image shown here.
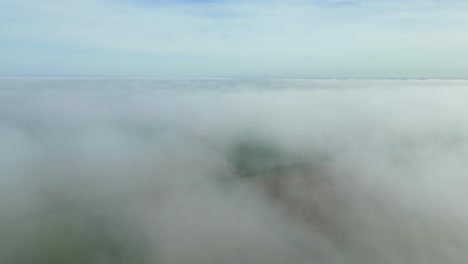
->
[1,0,468,78]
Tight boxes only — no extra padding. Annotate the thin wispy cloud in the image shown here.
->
[1,0,467,77]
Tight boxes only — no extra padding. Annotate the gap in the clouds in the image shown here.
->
[127,0,226,5]
[122,0,245,19]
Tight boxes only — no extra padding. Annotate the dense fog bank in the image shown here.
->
[1,79,468,264]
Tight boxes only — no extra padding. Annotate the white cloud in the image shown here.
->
[2,79,468,262]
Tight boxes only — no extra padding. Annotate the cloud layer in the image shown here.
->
[1,0,468,77]
[2,79,468,263]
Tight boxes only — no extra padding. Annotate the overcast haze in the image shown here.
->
[3,1,468,263]
[1,0,468,78]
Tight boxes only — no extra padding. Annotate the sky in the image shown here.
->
[1,0,468,78]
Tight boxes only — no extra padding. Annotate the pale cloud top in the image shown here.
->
[1,0,468,78]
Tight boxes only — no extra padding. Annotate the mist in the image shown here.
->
[1,79,468,263]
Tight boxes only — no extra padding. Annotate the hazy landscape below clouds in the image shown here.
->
[1,79,468,264]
